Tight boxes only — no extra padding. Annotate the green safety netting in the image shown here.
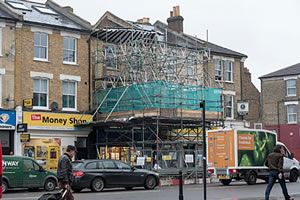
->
[94,81,222,114]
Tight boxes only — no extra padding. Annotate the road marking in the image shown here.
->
[96,190,160,196]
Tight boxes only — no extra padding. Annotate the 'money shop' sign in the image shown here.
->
[23,112,92,130]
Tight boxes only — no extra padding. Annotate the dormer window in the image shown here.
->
[6,1,31,11]
[32,6,57,15]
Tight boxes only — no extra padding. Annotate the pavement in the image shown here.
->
[223,194,300,200]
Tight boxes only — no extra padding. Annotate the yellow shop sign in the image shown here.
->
[23,112,92,130]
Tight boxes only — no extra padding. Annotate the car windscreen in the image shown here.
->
[72,162,83,169]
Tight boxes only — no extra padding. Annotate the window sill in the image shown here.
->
[62,108,78,112]
[63,62,79,66]
[32,106,51,111]
[225,81,234,84]
[287,122,297,125]
[225,117,234,120]
[34,58,50,63]
[286,95,297,97]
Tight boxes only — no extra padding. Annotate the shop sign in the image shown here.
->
[23,99,33,107]
[20,134,30,142]
[17,123,28,133]
[0,111,16,130]
[23,112,92,130]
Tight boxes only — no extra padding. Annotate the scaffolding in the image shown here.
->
[83,27,224,171]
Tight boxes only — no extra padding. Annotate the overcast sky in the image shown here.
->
[52,0,300,90]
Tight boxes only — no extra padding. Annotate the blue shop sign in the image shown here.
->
[0,111,16,130]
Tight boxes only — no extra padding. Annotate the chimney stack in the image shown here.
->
[167,6,184,33]
[137,17,150,24]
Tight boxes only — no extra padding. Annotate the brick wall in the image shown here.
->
[261,78,299,126]
[207,57,243,120]
[242,68,261,128]
[15,25,90,112]
[0,22,15,109]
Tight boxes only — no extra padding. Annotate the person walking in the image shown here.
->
[57,145,77,200]
[265,144,294,200]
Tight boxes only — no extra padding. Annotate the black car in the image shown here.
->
[71,159,160,192]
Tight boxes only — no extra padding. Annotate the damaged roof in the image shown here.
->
[0,0,91,32]
[259,63,300,79]
[154,20,247,59]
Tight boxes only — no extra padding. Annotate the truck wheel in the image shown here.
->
[44,179,56,191]
[2,180,8,193]
[246,171,257,185]
[289,169,298,182]
[221,179,232,185]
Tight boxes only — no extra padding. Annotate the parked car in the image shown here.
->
[2,156,57,193]
[71,159,160,192]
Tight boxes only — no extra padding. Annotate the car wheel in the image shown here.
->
[245,171,257,185]
[91,177,105,192]
[144,175,157,190]
[125,187,133,190]
[221,179,232,185]
[44,179,56,191]
[2,181,8,193]
[289,169,298,182]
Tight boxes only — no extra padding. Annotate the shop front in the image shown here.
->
[21,111,92,171]
[0,110,15,155]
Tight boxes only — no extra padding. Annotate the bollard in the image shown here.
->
[179,170,184,200]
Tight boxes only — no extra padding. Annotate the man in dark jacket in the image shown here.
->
[265,144,294,200]
[57,145,76,200]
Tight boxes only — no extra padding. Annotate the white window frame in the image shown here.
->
[287,105,297,124]
[286,79,296,97]
[215,60,222,80]
[185,57,194,76]
[62,80,77,111]
[0,75,2,108]
[63,37,77,65]
[0,69,5,108]
[225,61,233,82]
[34,32,48,61]
[0,27,2,56]
[33,78,49,110]
[225,95,234,119]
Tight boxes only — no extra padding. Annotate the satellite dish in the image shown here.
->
[50,102,59,111]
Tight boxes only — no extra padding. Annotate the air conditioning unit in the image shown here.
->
[237,101,249,116]
[254,123,262,129]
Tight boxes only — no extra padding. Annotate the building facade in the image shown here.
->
[260,63,300,160]
[0,0,93,169]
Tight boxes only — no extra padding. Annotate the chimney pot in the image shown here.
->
[176,6,180,16]
[170,11,173,17]
[173,6,177,16]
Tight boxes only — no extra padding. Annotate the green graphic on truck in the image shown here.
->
[238,130,276,167]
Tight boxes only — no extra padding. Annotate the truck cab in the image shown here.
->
[278,142,300,182]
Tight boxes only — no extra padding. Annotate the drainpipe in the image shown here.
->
[277,100,281,141]
[88,37,91,111]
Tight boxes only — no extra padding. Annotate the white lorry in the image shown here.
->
[207,128,300,185]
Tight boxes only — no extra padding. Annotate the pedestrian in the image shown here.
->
[57,145,77,200]
[265,144,294,200]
